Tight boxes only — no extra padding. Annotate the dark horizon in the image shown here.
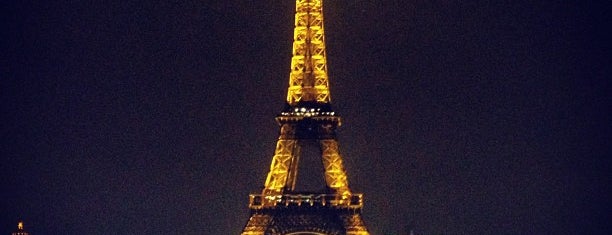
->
[2,1,610,234]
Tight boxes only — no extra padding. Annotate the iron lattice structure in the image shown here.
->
[287,0,330,105]
[241,0,370,234]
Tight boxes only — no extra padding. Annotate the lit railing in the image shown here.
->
[280,107,335,117]
[249,193,363,210]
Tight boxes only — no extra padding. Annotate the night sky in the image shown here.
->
[1,0,610,234]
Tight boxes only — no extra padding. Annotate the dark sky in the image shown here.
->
[1,0,610,234]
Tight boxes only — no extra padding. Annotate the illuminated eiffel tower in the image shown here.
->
[241,0,370,234]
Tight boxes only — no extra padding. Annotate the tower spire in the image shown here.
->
[287,0,330,105]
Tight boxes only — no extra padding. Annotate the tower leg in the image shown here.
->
[320,139,350,195]
[263,139,300,195]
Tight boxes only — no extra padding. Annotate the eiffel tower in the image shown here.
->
[241,0,370,234]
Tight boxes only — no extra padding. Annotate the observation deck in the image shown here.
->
[248,193,363,210]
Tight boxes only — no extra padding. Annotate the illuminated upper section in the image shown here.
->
[241,1,370,233]
[287,0,331,105]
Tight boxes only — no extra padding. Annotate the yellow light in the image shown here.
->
[286,0,331,105]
